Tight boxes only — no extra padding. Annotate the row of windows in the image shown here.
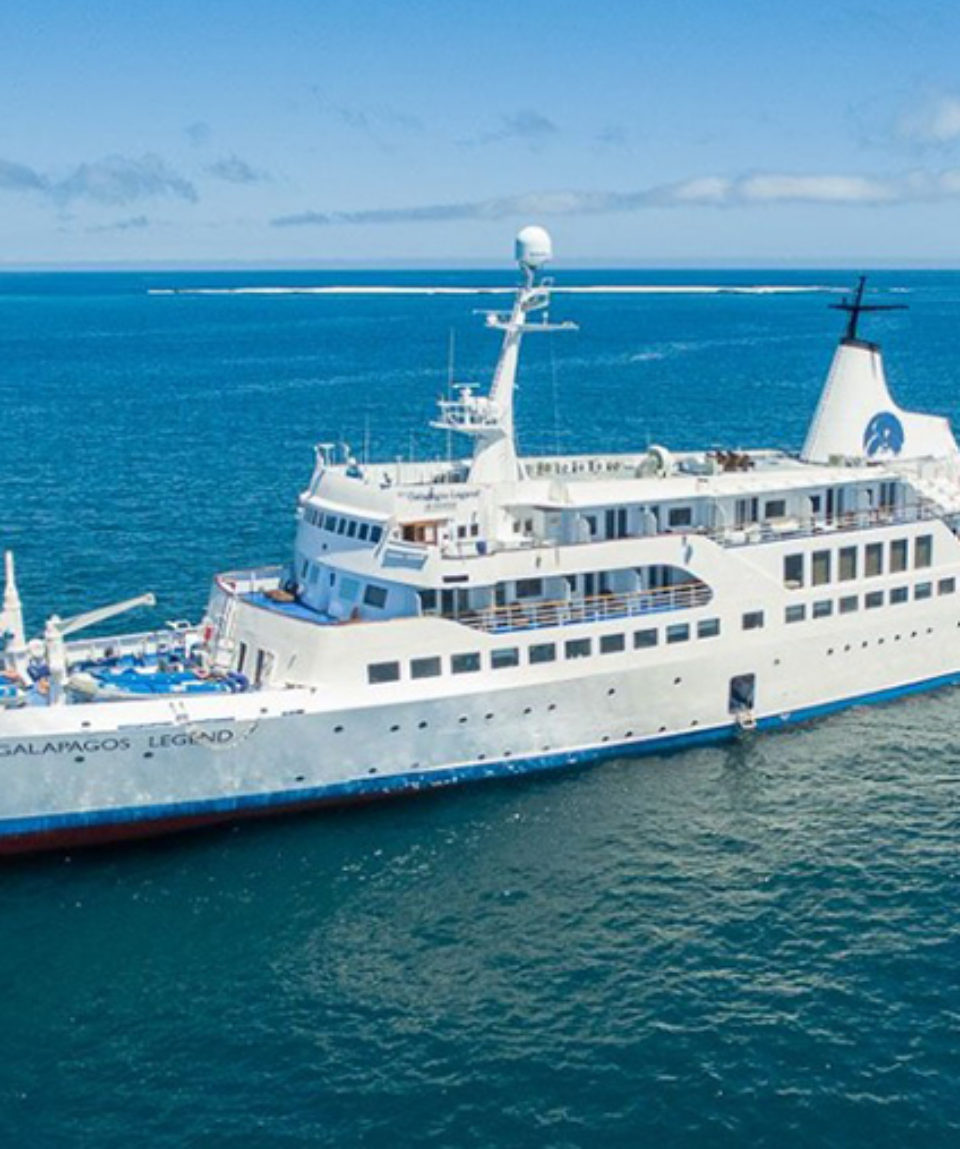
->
[367,617,723,684]
[784,535,932,588]
[302,506,384,544]
[784,577,955,623]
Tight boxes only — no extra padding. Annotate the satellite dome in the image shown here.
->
[515,225,553,270]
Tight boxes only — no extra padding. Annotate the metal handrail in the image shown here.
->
[454,581,712,634]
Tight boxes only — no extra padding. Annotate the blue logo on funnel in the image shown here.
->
[863,411,904,457]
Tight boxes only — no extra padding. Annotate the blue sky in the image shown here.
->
[4,0,960,265]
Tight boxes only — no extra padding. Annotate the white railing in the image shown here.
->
[455,582,712,634]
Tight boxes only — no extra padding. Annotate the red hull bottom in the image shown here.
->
[0,791,388,857]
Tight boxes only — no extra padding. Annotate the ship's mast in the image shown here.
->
[432,225,576,484]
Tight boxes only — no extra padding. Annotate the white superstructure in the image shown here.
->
[3,233,960,853]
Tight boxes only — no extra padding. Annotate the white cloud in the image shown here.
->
[272,167,960,227]
[897,95,960,145]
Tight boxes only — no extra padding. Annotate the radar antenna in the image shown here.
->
[829,275,907,343]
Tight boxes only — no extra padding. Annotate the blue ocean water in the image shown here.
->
[2,269,960,1145]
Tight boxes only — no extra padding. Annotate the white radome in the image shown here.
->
[515,224,553,270]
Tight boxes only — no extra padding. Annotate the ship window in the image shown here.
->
[890,586,909,604]
[666,623,690,644]
[491,647,519,669]
[516,578,543,599]
[368,661,400,684]
[915,582,933,600]
[336,518,348,534]
[300,558,309,579]
[839,595,859,614]
[865,543,884,577]
[765,499,787,519]
[600,633,625,654]
[811,550,831,586]
[565,638,591,659]
[451,652,481,674]
[363,584,388,609]
[411,656,441,679]
[347,520,358,538]
[784,554,804,588]
[939,577,956,595]
[742,610,765,631]
[634,628,658,649]
[668,506,693,528]
[812,600,833,619]
[865,590,884,609]
[785,604,805,623]
[358,522,369,541]
[890,538,908,573]
[529,643,556,664]
[370,526,383,544]
[237,641,248,673]
[838,546,857,581]
[915,535,933,568]
[323,514,337,531]
[697,618,720,638]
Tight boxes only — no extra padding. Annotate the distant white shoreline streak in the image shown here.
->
[149,284,839,297]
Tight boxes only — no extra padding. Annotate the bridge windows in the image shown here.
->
[600,633,626,654]
[939,577,956,595]
[668,506,693,529]
[784,553,804,588]
[698,618,721,638]
[890,538,908,573]
[411,656,441,679]
[915,535,933,568]
[529,643,557,664]
[865,590,884,609]
[368,661,400,684]
[812,600,833,619]
[915,582,933,600]
[838,546,858,581]
[865,543,884,577]
[451,652,481,675]
[634,628,658,649]
[565,638,592,659]
[491,647,520,669]
[785,604,806,623]
[890,587,909,605]
[839,595,859,614]
[742,610,765,630]
[812,550,831,586]
[666,623,690,644]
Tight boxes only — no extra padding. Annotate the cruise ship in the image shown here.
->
[2,226,960,854]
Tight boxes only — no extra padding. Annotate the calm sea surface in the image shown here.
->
[1,269,959,1146]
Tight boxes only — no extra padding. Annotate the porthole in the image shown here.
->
[607,687,616,697]
[523,706,533,716]
[334,725,344,734]
[862,641,868,649]
[844,644,851,652]
[927,627,934,635]
[478,753,486,761]
[368,767,377,775]
[625,730,634,738]
[601,735,610,743]
[458,716,468,724]
[691,720,699,727]
[504,750,513,758]
[827,648,834,656]
[674,676,682,685]
[548,703,557,712]
[74,756,85,764]
[911,631,918,639]
[418,720,428,730]
[390,724,400,733]
[260,707,268,715]
[485,712,493,721]
[658,725,667,733]
[295,774,305,782]
[81,721,91,729]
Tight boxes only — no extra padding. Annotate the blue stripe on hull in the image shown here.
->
[2,666,960,849]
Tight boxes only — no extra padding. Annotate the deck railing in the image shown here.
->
[452,582,712,634]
